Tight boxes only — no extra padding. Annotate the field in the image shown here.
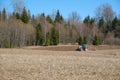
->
[0,45,120,80]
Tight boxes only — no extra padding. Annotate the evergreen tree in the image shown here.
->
[92,35,100,45]
[21,7,29,23]
[54,10,63,23]
[2,8,6,21]
[98,18,104,29]
[15,12,20,19]
[78,36,83,45]
[46,15,53,24]
[41,13,45,17]
[84,16,95,27]
[45,32,51,46]
[50,27,59,45]
[90,18,95,25]
[115,19,120,38]
[60,15,63,22]
[83,37,87,44]
[0,11,1,21]
[83,15,90,26]
[36,23,43,45]
[112,16,118,30]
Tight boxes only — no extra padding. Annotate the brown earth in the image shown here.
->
[0,45,120,80]
[24,45,120,51]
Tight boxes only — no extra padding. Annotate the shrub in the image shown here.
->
[104,36,120,45]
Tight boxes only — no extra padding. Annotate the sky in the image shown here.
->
[0,0,120,20]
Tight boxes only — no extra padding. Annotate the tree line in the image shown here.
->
[0,3,120,48]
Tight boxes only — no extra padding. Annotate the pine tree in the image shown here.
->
[90,18,95,25]
[115,18,120,38]
[15,12,20,19]
[21,7,29,23]
[45,32,51,46]
[83,15,90,26]
[83,37,87,44]
[46,15,53,24]
[78,36,83,45]
[0,11,1,21]
[84,16,95,27]
[112,16,118,30]
[98,18,104,27]
[92,35,100,45]
[50,27,59,45]
[36,23,43,45]
[2,8,6,21]
[54,10,63,23]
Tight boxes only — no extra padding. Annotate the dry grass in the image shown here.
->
[0,48,120,80]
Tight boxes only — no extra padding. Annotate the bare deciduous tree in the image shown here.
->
[11,0,24,13]
[68,11,81,25]
[95,3,114,23]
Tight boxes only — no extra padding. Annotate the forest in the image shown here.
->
[0,2,120,48]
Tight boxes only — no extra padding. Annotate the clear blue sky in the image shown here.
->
[0,0,120,20]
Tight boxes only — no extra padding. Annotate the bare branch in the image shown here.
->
[11,0,24,13]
